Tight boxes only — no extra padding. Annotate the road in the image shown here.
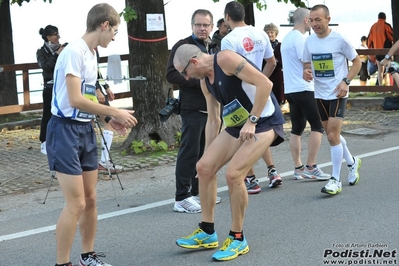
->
[1,123,398,266]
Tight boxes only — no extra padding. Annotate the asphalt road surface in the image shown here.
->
[1,128,398,266]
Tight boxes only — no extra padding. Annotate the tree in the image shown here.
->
[122,0,180,150]
[0,0,51,107]
[0,0,18,107]
[212,0,307,26]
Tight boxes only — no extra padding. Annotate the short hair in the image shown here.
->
[224,1,245,22]
[361,36,367,42]
[293,8,309,25]
[86,3,120,33]
[191,9,214,25]
[310,4,330,17]
[173,44,205,69]
[217,18,224,28]
[378,12,386,19]
[263,23,279,36]
[39,25,58,41]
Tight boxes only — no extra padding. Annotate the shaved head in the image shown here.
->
[293,8,309,25]
[173,44,204,69]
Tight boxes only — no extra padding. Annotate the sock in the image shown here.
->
[229,230,244,241]
[295,165,304,170]
[331,144,343,181]
[246,175,255,179]
[80,251,95,260]
[267,165,276,174]
[305,164,317,170]
[100,130,113,162]
[55,263,72,266]
[200,222,214,235]
[340,135,355,166]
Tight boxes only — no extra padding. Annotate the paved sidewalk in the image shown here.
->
[0,100,398,198]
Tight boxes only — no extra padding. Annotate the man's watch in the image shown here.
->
[342,77,351,85]
[248,115,259,124]
[384,54,391,60]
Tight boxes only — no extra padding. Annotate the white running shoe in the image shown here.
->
[321,177,342,195]
[303,166,331,180]
[174,196,201,213]
[293,168,304,180]
[40,141,47,155]
[193,195,222,205]
[348,156,362,186]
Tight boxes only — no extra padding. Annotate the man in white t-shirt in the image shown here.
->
[48,4,137,266]
[281,8,330,181]
[302,4,362,195]
[221,1,283,193]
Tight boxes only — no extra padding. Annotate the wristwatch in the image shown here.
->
[248,115,259,124]
[384,54,391,60]
[342,77,351,85]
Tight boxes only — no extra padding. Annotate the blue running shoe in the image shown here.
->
[212,236,249,261]
[176,228,218,249]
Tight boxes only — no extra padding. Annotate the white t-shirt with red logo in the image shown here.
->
[221,25,273,70]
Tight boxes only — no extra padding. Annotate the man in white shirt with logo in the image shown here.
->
[302,4,362,195]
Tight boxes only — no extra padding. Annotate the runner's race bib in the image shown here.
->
[222,98,250,127]
[312,53,335,78]
[76,83,97,120]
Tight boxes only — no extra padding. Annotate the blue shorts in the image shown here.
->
[46,115,98,175]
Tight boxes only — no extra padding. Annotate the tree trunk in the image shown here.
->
[0,1,18,106]
[392,0,399,61]
[122,0,181,150]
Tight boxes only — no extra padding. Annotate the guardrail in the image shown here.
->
[0,49,398,116]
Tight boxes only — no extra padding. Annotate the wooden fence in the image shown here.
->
[0,49,398,116]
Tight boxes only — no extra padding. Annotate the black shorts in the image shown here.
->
[46,116,98,175]
[316,98,347,121]
[359,62,369,82]
[225,120,284,147]
[285,91,324,135]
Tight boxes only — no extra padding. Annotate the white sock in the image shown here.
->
[330,144,343,181]
[340,135,355,165]
[100,130,113,162]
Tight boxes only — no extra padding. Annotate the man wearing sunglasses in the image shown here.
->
[166,9,221,214]
[173,43,285,261]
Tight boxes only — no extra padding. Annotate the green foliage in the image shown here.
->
[121,6,137,23]
[131,140,146,154]
[174,131,182,145]
[130,139,169,154]
[212,0,306,10]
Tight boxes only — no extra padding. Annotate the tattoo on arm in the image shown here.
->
[234,59,247,76]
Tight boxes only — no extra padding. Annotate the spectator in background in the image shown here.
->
[36,25,67,155]
[358,36,369,86]
[263,23,289,114]
[221,1,283,194]
[212,18,229,49]
[367,12,393,86]
[166,9,221,214]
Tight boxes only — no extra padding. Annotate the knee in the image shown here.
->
[326,132,340,145]
[67,199,86,217]
[225,170,242,187]
[196,160,213,180]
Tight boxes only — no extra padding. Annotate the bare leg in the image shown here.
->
[289,133,302,167]
[56,173,86,264]
[306,131,323,166]
[79,170,98,253]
